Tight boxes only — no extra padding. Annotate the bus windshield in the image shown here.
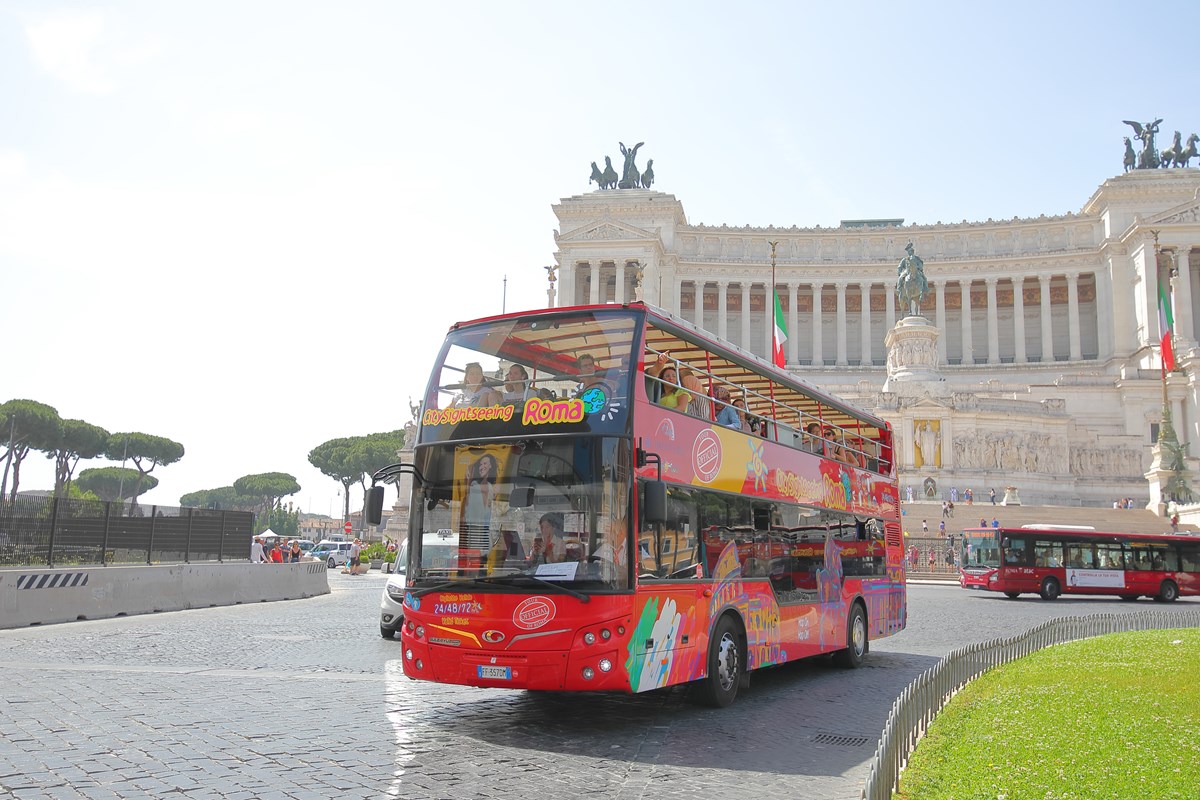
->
[961,529,1000,568]
[419,308,640,444]
[407,436,633,591]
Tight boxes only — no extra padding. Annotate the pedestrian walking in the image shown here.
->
[941,501,949,519]
[991,517,1000,528]
[990,488,997,505]
[922,519,929,534]
[250,537,266,563]
[939,519,946,536]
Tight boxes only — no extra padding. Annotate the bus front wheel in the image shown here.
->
[833,602,868,668]
[1039,577,1061,601]
[696,615,741,708]
[1156,581,1180,603]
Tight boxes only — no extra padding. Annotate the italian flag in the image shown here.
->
[772,290,788,369]
[1159,282,1175,373]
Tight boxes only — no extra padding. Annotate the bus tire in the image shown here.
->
[1039,577,1061,601]
[1156,580,1179,603]
[696,615,741,708]
[833,602,868,668]
[1004,592,1020,599]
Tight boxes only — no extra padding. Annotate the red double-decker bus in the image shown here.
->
[369,302,906,706]
[960,524,1200,601]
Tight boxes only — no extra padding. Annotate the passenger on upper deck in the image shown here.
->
[656,364,692,412]
[680,369,711,420]
[713,386,741,429]
[501,364,532,403]
[451,362,498,408]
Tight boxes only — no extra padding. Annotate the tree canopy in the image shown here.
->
[179,486,260,511]
[77,467,158,502]
[1,399,63,501]
[50,419,111,497]
[233,472,301,518]
[104,432,185,507]
[308,430,405,520]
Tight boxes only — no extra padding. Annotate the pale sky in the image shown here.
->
[3,0,1197,516]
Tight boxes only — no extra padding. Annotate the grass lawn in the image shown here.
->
[895,628,1200,800]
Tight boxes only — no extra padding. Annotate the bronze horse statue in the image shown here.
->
[1163,133,1199,168]
[1123,137,1137,172]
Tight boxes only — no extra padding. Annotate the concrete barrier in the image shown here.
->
[0,562,330,629]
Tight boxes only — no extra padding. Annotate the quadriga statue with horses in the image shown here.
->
[1120,118,1198,170]
[896,241,929,318]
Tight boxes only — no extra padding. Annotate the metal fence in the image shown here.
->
[861,608,1200,800]
[0,496,255,566]
[902,536,962,577]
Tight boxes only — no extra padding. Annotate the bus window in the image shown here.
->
[1095,542,1123,569]
[1004,537,1029,566]
[1033,541,1061,568]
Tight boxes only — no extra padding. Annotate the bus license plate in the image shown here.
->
[477,665,511,680]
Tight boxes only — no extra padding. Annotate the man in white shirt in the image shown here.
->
[349,538,363,574]
[250,537,266,563]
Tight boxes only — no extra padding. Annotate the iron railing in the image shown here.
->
[0,496,254,566]
[861,608,1200,799]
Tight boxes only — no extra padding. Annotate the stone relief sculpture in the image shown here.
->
[950,431,1073,475]
[1068,445,1143,477]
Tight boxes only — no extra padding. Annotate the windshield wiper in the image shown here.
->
[476,573,591,603]
[412,579,489,598]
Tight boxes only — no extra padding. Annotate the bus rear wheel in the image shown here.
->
[1039,577,1061,601]
[1156,580,1180,603]
[696,615,741,708]
[1004,592,1020,599]
[833,602,868,668]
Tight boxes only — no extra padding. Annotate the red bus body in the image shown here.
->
[960,526,1200,601]
[396,303,906,703]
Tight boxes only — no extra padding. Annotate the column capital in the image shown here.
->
[984,276,998,288]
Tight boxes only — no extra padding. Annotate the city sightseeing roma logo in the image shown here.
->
[513,596,557,630]
[692,429,722,483]
[521,397,585,426]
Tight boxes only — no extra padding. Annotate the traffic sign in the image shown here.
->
[344,521,352,534]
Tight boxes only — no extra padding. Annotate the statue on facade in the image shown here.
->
[1123,119,1162,169]
[640,159,655,189]
[589,144,651,190]
[1163,133,1199,169]
[896,241,929,317]
[617,141,644,189]
[1122,138,1136,173]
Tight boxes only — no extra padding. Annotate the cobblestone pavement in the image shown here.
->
[1,572,1189,799]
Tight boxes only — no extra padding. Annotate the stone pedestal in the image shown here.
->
[1001,486,1021,506]
[883,316,942,390]
[382,443,416,544]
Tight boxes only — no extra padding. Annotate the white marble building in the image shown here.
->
[550,169,1200,507]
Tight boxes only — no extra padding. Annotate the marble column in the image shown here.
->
[718,281,729,341]
[589,261,600,304]
[615,261,626,304]
[835,282,848,366]
[812,283,824,366]
[960,280,975,364]
[934,282,947,362]
[788,283,799,365]
[673,277,683,317]
[985,277,1000,364]
[1013,276,1027,363]
[860,283,873,365]
[1039,274,1054,362]
[694,280,704,329]
[1067,271,1082,361]
[1174,249,1194,343]
[559,261,575,308]
[740,281,751,352]
[1094,268,1114,359]
[885,280,896,330]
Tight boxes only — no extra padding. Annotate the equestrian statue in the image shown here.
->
[896,241,929,318]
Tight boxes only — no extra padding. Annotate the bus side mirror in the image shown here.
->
[643,481,667,524]
[509,482,535,508]
[366,485,386,526]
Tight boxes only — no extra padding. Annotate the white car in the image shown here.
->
[311,540,354,568]
[380,560,406,639]
[380,533,461,639]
